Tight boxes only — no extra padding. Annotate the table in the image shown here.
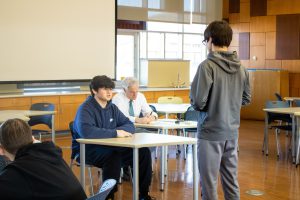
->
[77,133,198,200]
[0,110,56,142]
[0,113,30,123]
[150,103,191,118]
[284,97,300,106]
[135,119,198,160]
[263,107,300,164]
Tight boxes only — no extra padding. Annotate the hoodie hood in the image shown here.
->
[87,95,113,111]
[207,51,241,74]
[15,141,62,164]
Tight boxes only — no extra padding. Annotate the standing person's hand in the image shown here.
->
[116,130,132,137]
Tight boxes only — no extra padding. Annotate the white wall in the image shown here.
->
[0,0,115,81]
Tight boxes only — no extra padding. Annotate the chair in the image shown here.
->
[294,100,300,107]
[275,93,283,101]
[183,106,199,159]
[28,103,55,140]
[157,96,183,104]
[264,101,292,158]
[86,179,117,200]
[69,121,100,196]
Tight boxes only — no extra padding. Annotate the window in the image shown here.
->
[117,22,207,81]
[118,0,143,7]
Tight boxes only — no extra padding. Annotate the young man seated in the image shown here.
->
[0,118,87,200]
[72,75,155,200]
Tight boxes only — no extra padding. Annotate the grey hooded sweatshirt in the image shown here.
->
[190,51,251,141]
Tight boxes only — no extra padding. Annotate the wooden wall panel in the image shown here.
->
[282,60,300,73]
[250,46,266,67]
[250,33,265,46]
[267,0,300,15]
[276,14,300,60]
[231,33,239,46]
[250,0,267,16]
[230,23,240,32]
[240,3,250,22]
[223,0,229,19]
[239,32,250,59]
[250,16,276,32]
[266,32,276,59]
[239,22,250,32]
[229,13,240,23]
[265,60,282,68]
[229,0,240,13]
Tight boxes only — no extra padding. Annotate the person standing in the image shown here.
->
[190,20,251,200]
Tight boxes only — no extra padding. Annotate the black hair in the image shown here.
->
[89,75,115,96]
[203,20,232,47]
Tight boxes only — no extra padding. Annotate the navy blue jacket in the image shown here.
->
[72,96,135,153]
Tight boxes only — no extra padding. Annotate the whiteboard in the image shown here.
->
[0,0,115,82]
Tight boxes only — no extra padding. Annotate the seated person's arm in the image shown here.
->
[115,105,135,134]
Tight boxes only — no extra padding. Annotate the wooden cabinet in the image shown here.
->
[0,89,190,130]
[59,95,87,130]
[241,70,289,120]
[0,97,31,110]
[141,91,155,103]
[174,90,190,103]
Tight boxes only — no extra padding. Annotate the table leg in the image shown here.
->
[160,144,165,191]
[192,143,198,200]
[292,115,295,163]
[164,129,168,176]
[264,112,269,155]
[51,115,55,143]
[133,148,139,200]
[296,116,300,166]
[80,143,85,189]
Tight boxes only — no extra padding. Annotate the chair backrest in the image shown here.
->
[265,101,291,124]
[28,103,55,129]
[157,96,183,104]
[294,100,300,107]
[184,106,200,122]
[274,93,283,101]
[69,121,79,160]
[86,179,117,200]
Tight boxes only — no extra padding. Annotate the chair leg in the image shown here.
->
[88,167,94,195]
[128,166,133,185]
[119,167,123,184]
[275,129,280,158]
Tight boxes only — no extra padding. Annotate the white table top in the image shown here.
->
[0,113,29,123]
[76,133,197,148]
[263,107,300,114]
[135,119,197,129]
[150,103,191,114]
[0,110,56,117]
[284,97,300,101]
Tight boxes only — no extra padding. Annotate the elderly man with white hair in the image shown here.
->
[112,77,158,124]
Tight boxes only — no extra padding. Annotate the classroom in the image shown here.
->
[0,0,299,200]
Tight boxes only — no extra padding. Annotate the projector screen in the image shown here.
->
[0,0,115,82]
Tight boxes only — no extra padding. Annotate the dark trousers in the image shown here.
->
[84,145,152,195]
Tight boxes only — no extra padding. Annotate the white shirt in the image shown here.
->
[112,91,158,122]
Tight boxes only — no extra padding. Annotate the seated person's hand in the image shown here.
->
[135,116,151,124]
[148,115,156,122]
[116,130,132,138]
